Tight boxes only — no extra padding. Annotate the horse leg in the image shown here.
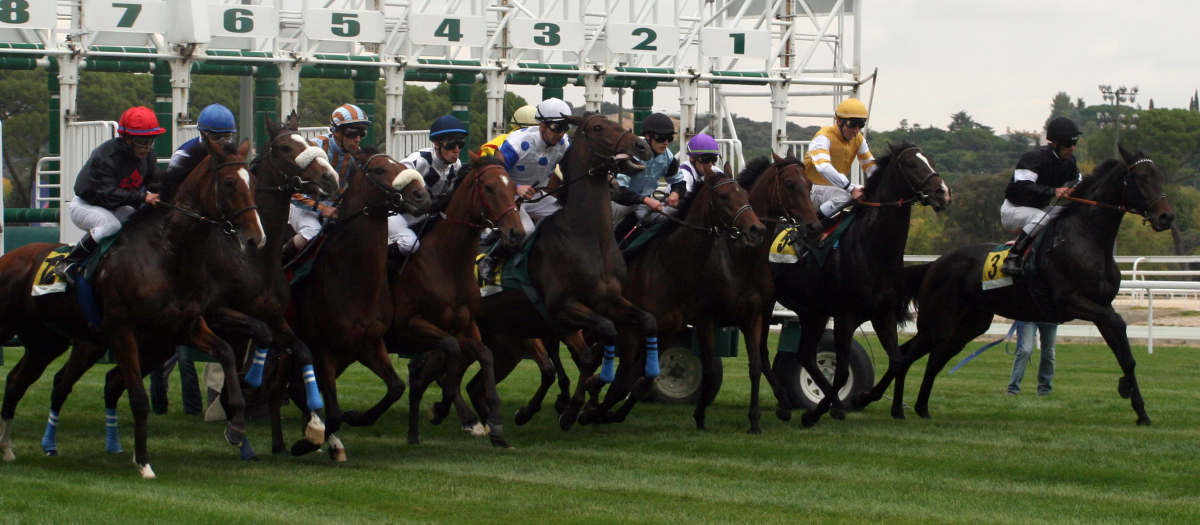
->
[692,317,720,431]
[1,330,70,461]
[342,339,405,428]
[207,307,273,388]
[190,317,249,453]
[405,353,438,445]
[912,312,992,419]
[461,333,510,448]
[1086,307,1151,425]
[553,298,620,430]
[513,338,554,425]
[851,313,901,411]
[545,336,572,414]
[268,350,292,454]
[756,309,791,422]
[43,340,107,456]
[101,366,127,455]
[108,327,155,477]
[290,349,338,457]
[795,315,833,428]
[743,313,768,433]
[592,324,646,425]
[275,320,325,447]
[888,338,925,419]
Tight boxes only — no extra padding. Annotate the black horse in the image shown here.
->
[768,143,951,427]
[857,146,1174,425]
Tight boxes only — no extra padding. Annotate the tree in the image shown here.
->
[1046,92,1074,129]
[948,111,992,133]
[0,70,51,208]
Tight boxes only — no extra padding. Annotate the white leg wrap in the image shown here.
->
[1,418,14,462]
[304,413,325,446]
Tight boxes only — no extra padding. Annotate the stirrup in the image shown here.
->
[53,263,78,287]
[1000,256,1023,276]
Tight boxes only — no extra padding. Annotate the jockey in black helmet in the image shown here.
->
[611,112,685,238]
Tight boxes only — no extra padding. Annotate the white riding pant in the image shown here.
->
[519,195,561,233]
[810,184,853,217]
[388,214,420,255]
[611,202,673,226]
[1001,200,1063,235]
[69,196,136,241]
[288,205,323,241]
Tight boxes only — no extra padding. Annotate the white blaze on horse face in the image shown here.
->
[915,152,934,173]
[500,175,510,187]
[237,168,251,188]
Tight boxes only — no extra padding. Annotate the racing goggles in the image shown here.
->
[544,120,571,134]
[648,132,675,144]
[693,154,719,165]
[205,131,235,144]
[340,126,369,139]
[841,118,867,129]
[130,136,156,148]
[439,139,466,150]
[1057,137,1079,148]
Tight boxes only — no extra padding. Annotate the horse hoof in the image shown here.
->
[290,439,321,457]
[272,444,288,455]
[1137,417,1152,426]
[44,449,58,457]
[554,395,569,415]
[224,424,246,447]
[428,403,449,425]
[514,408,533,426]
[916,409,932,420]
[558,412,576,431]
[407,436,420,446]
[1118,377,1133,399]
[2,450,14,462]
[135,461,156,479]
[304,415,326,446]
[327,435,346,462]
[800,411,818,428]
[489,435,513,449]
[748,424,762,435]
[891,409,906,420]
[577,409,593,426]
[775,407,792,422]
[830,408,846,421]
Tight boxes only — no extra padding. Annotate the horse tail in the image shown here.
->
[896,263,931,325]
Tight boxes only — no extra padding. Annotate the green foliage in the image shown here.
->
[76,71,153,121]
[1115,214,1176,255]
[0,69,50,207]
[1084,109,1200,183]
[871,125,1027,183]
[947,110,992,133]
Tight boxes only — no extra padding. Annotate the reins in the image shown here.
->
[257,131,312,194]
[756,159,810,225]
[440,166,519,230]
[652,178,752,239]
[327,153,416,225]
[1060,158,1165,219]
[856,146,937,208]
[160,158,256,236]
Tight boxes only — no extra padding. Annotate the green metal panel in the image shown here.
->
[632,82,656,135]
[253,65,281,151]
[153,61,173,160]
[776,320,802,353]
[689,326,740,358]
[4,226,60,249]
[47,62,60,207]
[5,208,61,222]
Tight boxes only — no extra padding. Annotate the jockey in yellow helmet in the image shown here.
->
[804,98,878,219]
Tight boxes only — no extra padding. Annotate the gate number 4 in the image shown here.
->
[434,18,463,42]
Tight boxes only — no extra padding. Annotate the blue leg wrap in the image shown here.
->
[599,345,616,384]
[238,435,257,460]
[302,365,324,411]
[645,337,660,378]
[41,410,59,454]
[245,348,268,388]
[104,408,122,454]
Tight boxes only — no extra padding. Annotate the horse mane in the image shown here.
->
[861,142,916,197]
[736,156,802,190]
[458,154,505,183]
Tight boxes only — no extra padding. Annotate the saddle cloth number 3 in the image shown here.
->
[982,248,1014,290]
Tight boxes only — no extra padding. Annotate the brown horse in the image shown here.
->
[689,154,821,433]
[385,153,525,447]
[0,139,264,477]
[283,149,430,460]
[34,113,341,460]
[471,113,656,432]
[576,163,767,426]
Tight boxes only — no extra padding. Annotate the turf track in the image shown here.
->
[1,335,1198,524]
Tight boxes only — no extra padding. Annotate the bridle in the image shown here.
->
[857,146,940,208]
[440,165,519,230]
[757,158,810,226]
[328,153,418,224]
[655,177,753,239]
[256,131,312,194]
[1060,157,1166,220]
[160,156,257,236]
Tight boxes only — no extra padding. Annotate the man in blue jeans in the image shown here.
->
[1007,322,1057,395]
[150,346,204,415]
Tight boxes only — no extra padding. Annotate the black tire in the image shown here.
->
[649,346,723,404]
[777,330,874,411]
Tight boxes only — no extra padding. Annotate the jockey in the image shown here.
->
[162,104,237,200]
[478,98,573,282]
[999,116,1082,275]
[285,104,369,259]
[677,133,724,195]
[612,113,685,237]
[479,105,539,156]
[804,98,878,219]
[55,106,164,284]
[389,114,467,255]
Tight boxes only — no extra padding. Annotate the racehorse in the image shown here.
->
[283,148,429,460]
[35,113,341,460]
[858,146,1173,425]
[0,139,265,477]
[472,113,655,431]
[577,162,767,427]
[768,142,950,428]
[690,154,821,433]
[385,152,525,448]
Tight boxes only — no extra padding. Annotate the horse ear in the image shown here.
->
[468,150,481,163]
[772,151,784,163]
[238,138,251,158]
[287,110,301,131]
[722,162,732,176]
[787,149,797,159]
[1118,144,1134,163]
[565,114,584,127]
[265,114,280,136]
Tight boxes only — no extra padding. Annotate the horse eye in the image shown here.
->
[485,185,495,194]
[785,180,796,189]
[594,125,602,131]
[223,178,235,189]
[280,145,291,152]
[720,192,730,200]
[374,168,385,175]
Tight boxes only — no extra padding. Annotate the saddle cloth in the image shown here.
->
[31,246,72,296]
[981,244,1015,290]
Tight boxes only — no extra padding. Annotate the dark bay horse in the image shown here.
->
[860,147,1173,425]
[0,139,265,477]
[690,154,820,433]
[578,163,767,427]
[768,143,950,428]
[35,113,341,460]
[385,152,525,448]
[284,149,430,460]
[473,113,655,431]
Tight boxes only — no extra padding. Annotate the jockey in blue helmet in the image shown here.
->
[388,115,467,256]
[163,104,238,200]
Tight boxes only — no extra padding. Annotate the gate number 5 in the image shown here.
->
[332,12,360,37]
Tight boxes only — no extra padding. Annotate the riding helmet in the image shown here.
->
[641,113,676,135]
[117,106,165,136]
[535,98,572,122]
[509,105,539,130]
[329,104,371,132]
[687,133,721,155]
[196,104,237,133]
[1046,117,1082,142]
[429,115,468,140]
[834,98,869,119]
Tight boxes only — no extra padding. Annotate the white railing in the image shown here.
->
[388,130,431,159]
[1120,280,1200,353]
[34,156,61,209]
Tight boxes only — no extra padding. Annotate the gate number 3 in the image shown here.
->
[533,22,561,46]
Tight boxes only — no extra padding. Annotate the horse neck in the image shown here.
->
[1060,169,1128,253]
[556,144,615,230]
[743,170,782,259]
[251,163,296,263]
[422,173,484,268]
[660,186,719,263]
[851,168,915,262]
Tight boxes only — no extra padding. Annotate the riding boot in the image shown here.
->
[51,233,99,286]
[479,244,512,286]
[281,234,306,262]
[1000,231,1033,276]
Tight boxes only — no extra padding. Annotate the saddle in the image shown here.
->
[618,223,670,261]
[475,228,551,322]
[767,211,855,268]
[33,235,120,296]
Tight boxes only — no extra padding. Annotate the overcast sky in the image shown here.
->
[514,0,1200,135]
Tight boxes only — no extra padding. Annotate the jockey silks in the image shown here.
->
[497,126,571,187]
[613,148,684,206]
[1005,144,1081,209]
[162,137,209,200]
[803,125,878,190]
[73,137,158,209]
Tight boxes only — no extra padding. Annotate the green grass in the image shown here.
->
[1,335,1199,524]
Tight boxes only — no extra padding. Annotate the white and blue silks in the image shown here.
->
[498,127,571,231]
